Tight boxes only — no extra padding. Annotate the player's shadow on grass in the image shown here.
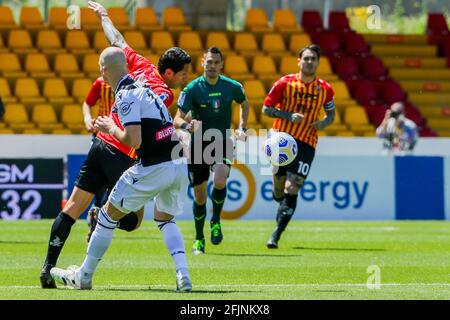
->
[0,240,44,244]
[292,246,386,252]
[208,253,303,257]
[99,287,240,294]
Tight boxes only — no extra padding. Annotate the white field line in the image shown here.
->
[1,283,450,290]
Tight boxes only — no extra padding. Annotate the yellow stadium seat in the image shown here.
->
[124,31,148,50]
[279,56,298,74]
[344,106,374,134]
[162,7,192,31]
[427,118,450,130]
[135,7,163,34]
[3,103,35,131]
[32,104,64,132]
[0,128,14,134]
[178,31,204,59]
[93,31,110,52]
[390,68,450,81]
[243,80,266,110]
[245,8,271,32]
[0,53,27,81]
[0,35,8,53]
[142,52,160,66]
[14,78,46,109]
[259,113,276,129]
[61,104,86,132]
[252,55,281,90]
[22,128,45,134]
[48,7,68,31]
[289,33,312,54]
[82,53,100,79]
[8,29,38,55]
[371,44,437,57]
[273,9,303,33]
[20,7,45,31]
[262,33,290,60]
[336,130,355,137]
[52,128,72,135]
[206,32,233,55]
[43,79,74,115]
[72,78,96,104]
[54,53,84,85]
[0,6,17,30]
[0,78,17,103]
[108,7,132,31]
[65,30,95,57]
[330,81,351,100]
[80,7,101,31]
[150,31,175,54]
[224,55,254,82]
[234,32,259,58]
[24,53,56,86]
[232,103,258,127]
[36,30,66,62]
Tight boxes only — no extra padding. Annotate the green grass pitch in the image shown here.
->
[0,220,449,300]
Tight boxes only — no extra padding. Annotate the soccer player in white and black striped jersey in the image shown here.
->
[50,47,192,291]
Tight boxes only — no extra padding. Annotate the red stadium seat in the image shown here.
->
[419,127,438,137]
[342,33,370,57]
[404,102,426,127]
[353,80,381,106]
[379,80,406,105]
[333,56,360,80]
[301,10,323,33]
[361,56,388,80]
[317,32,342,57]
[426,13,449,36]
[365,103,389,127]
[329,11,351,32]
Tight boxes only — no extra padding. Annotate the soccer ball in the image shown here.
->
[263,132,298,166]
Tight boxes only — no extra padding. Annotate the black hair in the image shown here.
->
[204,46,223,61]
[299,44,321,60]
[158,47,191,74]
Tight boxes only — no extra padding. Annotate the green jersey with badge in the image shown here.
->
[177,75,246,137]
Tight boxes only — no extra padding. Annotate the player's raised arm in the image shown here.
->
[88,1,128,49]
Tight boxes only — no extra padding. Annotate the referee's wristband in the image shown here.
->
[109,125,118,135]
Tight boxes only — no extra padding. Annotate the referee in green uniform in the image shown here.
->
[174,47,249,255]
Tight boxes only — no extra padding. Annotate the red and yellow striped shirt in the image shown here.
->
[85,77,114,117]
[263,74,335,148]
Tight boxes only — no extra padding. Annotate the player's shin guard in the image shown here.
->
[80,206,118,275]
[193,202,206,240]
[156,219,189,276]
[211,187,227,223]
[117,211,138,232]
[44,212,76,268]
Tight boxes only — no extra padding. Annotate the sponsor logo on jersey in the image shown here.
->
[120,101,134,116]
[156,125,175,141]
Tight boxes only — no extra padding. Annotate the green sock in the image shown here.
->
[211,187,227,223]
[193,202,206,240]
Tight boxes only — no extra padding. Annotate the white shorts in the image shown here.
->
[109,160,188,216]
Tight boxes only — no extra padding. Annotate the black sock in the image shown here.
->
[117,212,138,232]
[193,202,206,240]
[276,193,298,233]
[211,187,227,223]
[272,192,285,203]
[43,212,76,267]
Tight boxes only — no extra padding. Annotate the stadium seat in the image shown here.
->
[273,9,303,33]
[93,31,110,52]
[261,33,290,59]
[43,79,74,115]
[379,80,406,104]
[252,55,281,90]
[426,13,449,36]
[65,30,95,57]
[232,103,258,127]
[288,33,312,54]
[342,33,369,57]
[36,30,67,62]
[32,104,64,132]
[48,7,68,32]
[72,78,95,104]
[333,56,360,80]
[3,103,35,131]
[135,7,163,34]
[80,7,102,32]
[301,10,323,33]
[353,79,381,106]
[279,56,299,75]
[371,44,437,57]
[317,33,342,57]
[0,53,27,82]
[162,7,192,31]
[61,104,85,132]
[7,29,38,55]
[82,53,101,79]
[52,128,73,135]
[22,128,44,134]
[245,8,271,32]
[224,55,255,82]
[0,6,17,31]
[329,11,351,32]
[243,80,267,110]
[389,68,450,81]
[335,130,355,137]
[14,78,46,110]
[0,35,8,53]
[108,7,132,31]
[206,32,233,55]
[316,57,338,81]
[233,32,259,58]
[178,31,204,59]
[259,113,275,129]
[150,31,175,54]
[53,53,84,84]
[24,53,56,83]
[0,78,17,103]
[361,56,388,80]
[20,7,46,31]
[343,106,374,135]
[331,81,355,106]
[123,31,148,51]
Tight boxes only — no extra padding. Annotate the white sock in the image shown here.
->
[80,206,118,276]
[156,219,189,276]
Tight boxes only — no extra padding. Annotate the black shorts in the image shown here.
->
[75,138,136,194]
[274,139,316,180]
[188,137,234,186]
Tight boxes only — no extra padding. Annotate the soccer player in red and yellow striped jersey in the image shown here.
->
[262,44,335,249]
[82,77,115,132]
